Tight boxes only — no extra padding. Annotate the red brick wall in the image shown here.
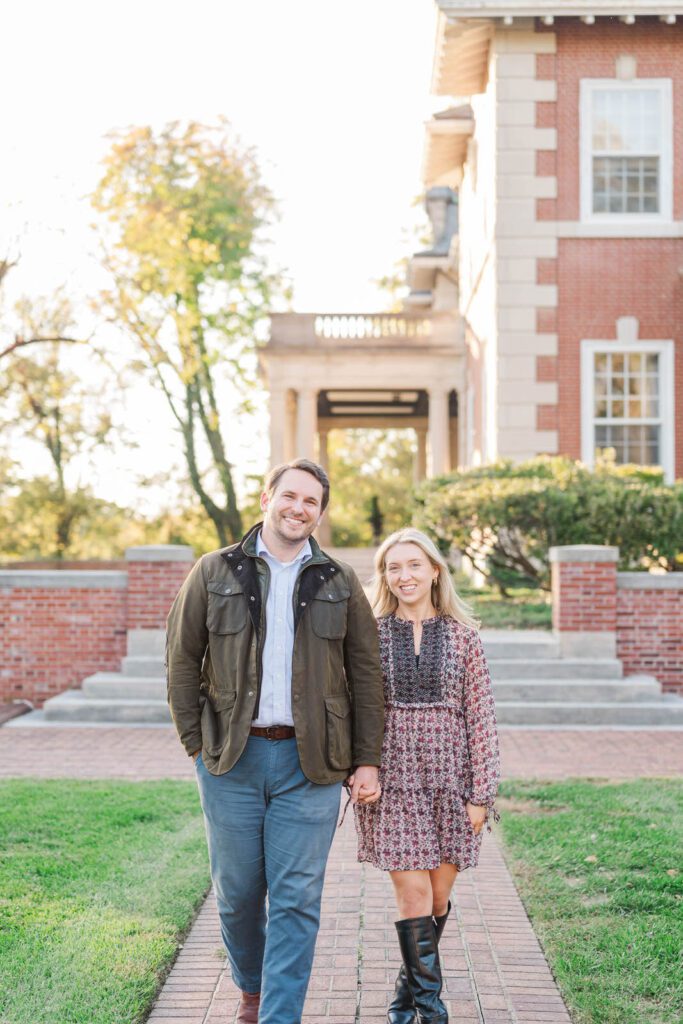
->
[551,561,618,632]
[545,18,683,222]
[0,586,127,707]
[537,18,683,477]
[617,586,683,695]
[127,560,193,630]
[557,238,683,471]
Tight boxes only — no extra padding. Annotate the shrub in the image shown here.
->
[413,455,683,592]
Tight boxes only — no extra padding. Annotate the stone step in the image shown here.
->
[82,674,166,701]
[121,656,166,678]
[492,676,660,703]
[496,698,683,726]
[481,630,559,660]
[42,688,171,724]
[488,658,623,680]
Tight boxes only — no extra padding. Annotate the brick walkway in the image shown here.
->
[3,722,681,1023]
[147,818,570,1024]
[2,722,682,780]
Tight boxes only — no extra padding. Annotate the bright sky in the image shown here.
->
[0,0,440,509]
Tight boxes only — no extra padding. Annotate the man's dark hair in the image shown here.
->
[264,459,330,512]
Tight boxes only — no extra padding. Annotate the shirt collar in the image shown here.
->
[256,530,312,568]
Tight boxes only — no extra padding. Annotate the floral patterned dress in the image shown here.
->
[354,614,500,872]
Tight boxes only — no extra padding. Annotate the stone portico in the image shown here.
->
[260,310,464,541]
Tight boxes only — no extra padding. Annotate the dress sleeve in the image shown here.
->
[462,628,501,820]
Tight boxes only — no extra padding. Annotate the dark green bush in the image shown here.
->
[413,455,683,592]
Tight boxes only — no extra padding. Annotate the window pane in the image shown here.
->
[592,156,660,214]
[629,399,642,418]
[592,88,661,154]
[627,353,643,374]
[595,353,608,372]
[646,354,659,373]
[612,354,624,373]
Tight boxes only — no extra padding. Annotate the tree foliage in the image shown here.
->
[92,119,284,546]
[0,291,115,558]
[326,430,416,546]
[413,455,683,592]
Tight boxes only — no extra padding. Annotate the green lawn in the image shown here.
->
[0,780,211,1024]
[496,779,683,1024]
[453,573,552,630]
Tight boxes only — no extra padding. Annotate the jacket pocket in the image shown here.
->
[324,695,352,770]
[311,589,350,640]
[206,580,248,634]
[201,689,238,756]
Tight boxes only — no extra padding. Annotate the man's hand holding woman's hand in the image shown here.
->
[347,766,381,805]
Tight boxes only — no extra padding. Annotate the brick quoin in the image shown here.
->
[617,588,683,695]
[536,259,558,286]
[534,18,683,476]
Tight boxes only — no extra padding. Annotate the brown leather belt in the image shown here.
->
[249,725,296,740]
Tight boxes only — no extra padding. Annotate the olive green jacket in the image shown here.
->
[166,523,384,784]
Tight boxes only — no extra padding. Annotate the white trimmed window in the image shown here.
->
[581,339,674,481]
[580,79,673,222]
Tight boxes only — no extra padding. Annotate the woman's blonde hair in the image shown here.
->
[370,527,479,629]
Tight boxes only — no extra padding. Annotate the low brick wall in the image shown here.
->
[0,546,194,708]
[0,572,128,706]
[551,545,683,696]
[617,575,683,696]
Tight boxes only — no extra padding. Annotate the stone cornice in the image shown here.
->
[437,2,683,16]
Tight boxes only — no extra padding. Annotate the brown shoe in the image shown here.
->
[236,991,260,1023]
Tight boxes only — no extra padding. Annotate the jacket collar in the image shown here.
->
[231,521,331,567]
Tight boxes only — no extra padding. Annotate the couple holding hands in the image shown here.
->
[167,457,500,1024]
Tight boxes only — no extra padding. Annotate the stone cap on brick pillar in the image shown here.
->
[549,545,619,563]
[125,545,194,562]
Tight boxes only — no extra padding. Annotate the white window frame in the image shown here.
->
[580,78,673,225]
[581,338,675,482]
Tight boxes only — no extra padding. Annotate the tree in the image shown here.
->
[92,120,284,546]
[0,293,116,558]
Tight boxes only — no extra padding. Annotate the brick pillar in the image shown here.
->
[549,545,619,658]
[125,545,194,659]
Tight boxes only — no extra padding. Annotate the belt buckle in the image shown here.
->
[265,725,279,740]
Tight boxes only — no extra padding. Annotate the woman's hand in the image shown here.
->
[346,767,382,804]
[465,801,487,835]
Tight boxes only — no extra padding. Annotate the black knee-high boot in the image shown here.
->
[387,903,451,1024]
[393,916,448,1023]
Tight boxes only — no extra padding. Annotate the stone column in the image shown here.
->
[316,428,332,546]
[449,408,459,471]
[269,388,287,467]
[414,428,428,483]
[125,545,194,662]
[296,388,317,460]
[284,389,297,462]
[428,388,450,477]
[549,545,618,659]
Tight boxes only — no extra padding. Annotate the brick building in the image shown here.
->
[415,0,682,480]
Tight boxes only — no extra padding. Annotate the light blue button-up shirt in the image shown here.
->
[253,531,312,727]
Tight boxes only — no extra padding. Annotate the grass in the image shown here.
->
[453,573,552,630]
[496,778,683,1024]
[0,780,211,1024]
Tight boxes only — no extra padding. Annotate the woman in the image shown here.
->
[354,528,500,1024]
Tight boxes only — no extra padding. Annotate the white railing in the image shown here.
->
[313,315,433,341]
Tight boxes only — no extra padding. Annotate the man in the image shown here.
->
[166,458,384,1024]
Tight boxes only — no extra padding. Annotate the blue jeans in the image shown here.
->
[195,736,342,1024]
